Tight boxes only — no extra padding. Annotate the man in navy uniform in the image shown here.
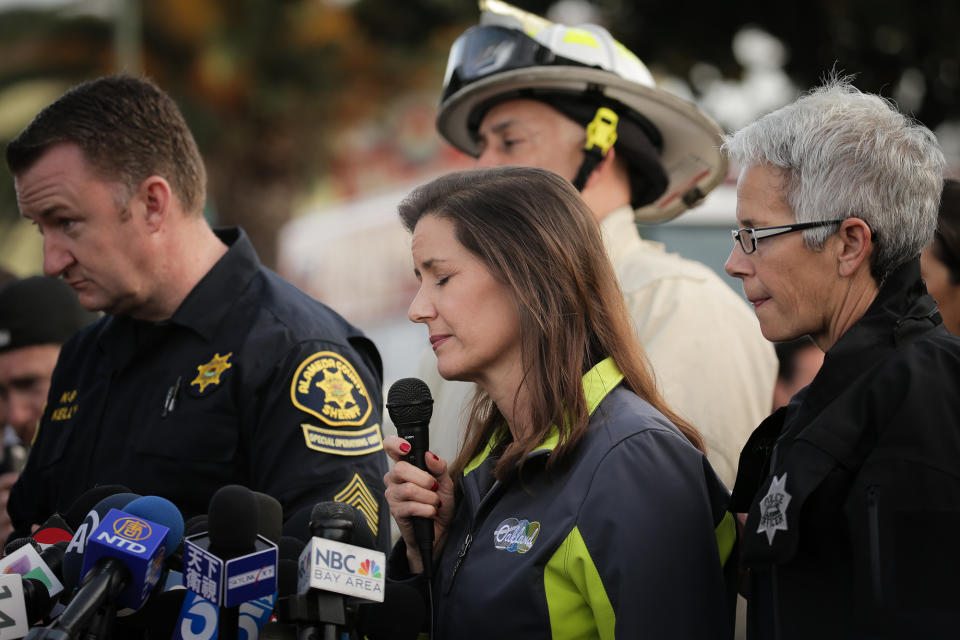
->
[6,76,389,548]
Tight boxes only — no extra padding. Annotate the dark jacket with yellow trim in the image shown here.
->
[9,227,391,549]
[392,358,734,639]
[731,259,960,639]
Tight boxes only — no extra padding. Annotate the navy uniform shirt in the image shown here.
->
[9,228,390,549]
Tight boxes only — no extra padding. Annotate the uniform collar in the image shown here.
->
[463,357,624,475]
[97,227,260,368]
[741,259,942,565]
[170,227,261,341]
[786,258,937,450]
[598,205,641,265]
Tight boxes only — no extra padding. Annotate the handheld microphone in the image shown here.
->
[386,377,436,577]
[0,540,66,599]
[31,514,74,547]
[291,502,385,636]
[61,492,141,591]
[63,485,133,531]
[252,492,283,545]
[28,498,184,639]
[180,485,278,639]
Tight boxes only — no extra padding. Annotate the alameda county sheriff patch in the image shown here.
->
[291,351,372,427]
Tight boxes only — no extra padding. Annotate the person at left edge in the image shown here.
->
[0,276,99,544]
[4,75,390,551]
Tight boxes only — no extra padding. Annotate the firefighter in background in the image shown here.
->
[418,0,776,489]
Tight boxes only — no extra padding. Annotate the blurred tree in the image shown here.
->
[0,0,958,269]
[0,0,472,268]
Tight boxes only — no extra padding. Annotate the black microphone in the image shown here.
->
[206,484,258,639]
[278,502,384,640]
[386,377,436,578]
[63,485,133,531]
[252,492,283,545]
[61,491,141,592]
[178,485,279,640]
[27,497,184,639]
[0,538,68,613]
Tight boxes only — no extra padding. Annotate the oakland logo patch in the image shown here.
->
[291,351,372,427]
[493,518,541,554]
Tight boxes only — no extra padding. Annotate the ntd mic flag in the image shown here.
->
[79,508,169,609]
[298,537,385,601]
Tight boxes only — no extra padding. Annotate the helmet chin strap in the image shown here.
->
[571,106,619,192]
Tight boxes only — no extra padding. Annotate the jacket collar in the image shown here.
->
[462,357,624,475]
[785,258,937,451]
[97,227,259,368]
[169,227,261,342]
[741,258,941,565]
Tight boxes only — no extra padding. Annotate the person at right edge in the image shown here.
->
[725,78,960,638]
[422,0,777,491]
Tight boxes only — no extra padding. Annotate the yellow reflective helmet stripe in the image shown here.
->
[563,27,599,48]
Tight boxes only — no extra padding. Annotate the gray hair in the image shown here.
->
[723,78,945,282]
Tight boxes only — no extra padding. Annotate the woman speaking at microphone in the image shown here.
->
[383,166,734,639]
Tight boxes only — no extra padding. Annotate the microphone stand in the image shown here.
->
[27,559,128,640]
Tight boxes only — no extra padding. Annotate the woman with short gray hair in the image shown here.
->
[724,79,960,639]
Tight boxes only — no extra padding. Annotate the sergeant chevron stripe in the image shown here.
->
[334,473,379,535]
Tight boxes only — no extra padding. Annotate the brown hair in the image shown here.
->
[398,166,704,481]
[6,75,206,215]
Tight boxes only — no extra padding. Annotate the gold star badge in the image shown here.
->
[191,352,233,394]
[316,369,356,410]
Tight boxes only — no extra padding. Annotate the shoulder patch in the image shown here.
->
[301,423,383,456]
[291,351,373,426]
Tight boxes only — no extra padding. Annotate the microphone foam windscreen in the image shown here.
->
[183,515,208,538]
[386,378,434,425]
[63,484,132,530]
[310,501,375,550]
[62,492,140,588]
[207,484,258,557]
[277,558,300,598]
[40,541,67,580]
[61,492,141,589]
[252,492,283,544]
[123,496,185,559]
[22,577,52,625]
[4,536,40,556]
[32,513,74,545]
[276,536,305,562]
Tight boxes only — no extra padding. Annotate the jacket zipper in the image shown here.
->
[444,533,473,595]
[866,485,883,606]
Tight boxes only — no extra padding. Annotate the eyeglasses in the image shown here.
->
[731,220,845,255]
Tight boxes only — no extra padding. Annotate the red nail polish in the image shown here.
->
[432,480,439,491]
[399,441,411,454]
[438,500,443,508]
[429,451,439,461]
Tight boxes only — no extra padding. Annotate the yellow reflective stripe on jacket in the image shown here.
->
[715,510,736,567]
[544,525,614,640]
